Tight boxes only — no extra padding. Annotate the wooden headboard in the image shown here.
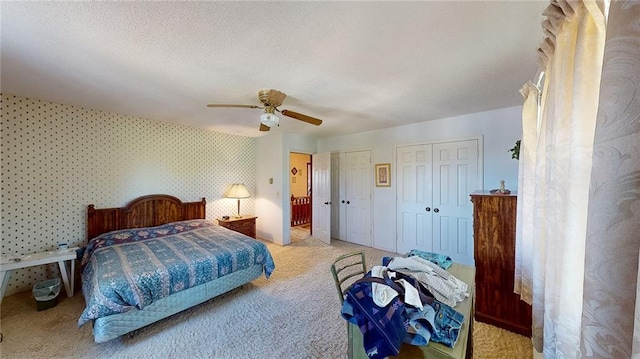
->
[87,194,206,240]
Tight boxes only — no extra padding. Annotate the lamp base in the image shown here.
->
[235,199,242,218]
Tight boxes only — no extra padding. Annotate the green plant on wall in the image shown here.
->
[509,140,521,160]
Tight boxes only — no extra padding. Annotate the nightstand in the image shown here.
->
[217,216,257,238]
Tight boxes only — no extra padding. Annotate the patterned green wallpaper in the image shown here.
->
[0,94,256,295]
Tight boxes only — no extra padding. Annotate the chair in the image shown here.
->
[330,251,367,304]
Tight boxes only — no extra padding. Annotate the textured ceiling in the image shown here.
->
[1,1,547,138]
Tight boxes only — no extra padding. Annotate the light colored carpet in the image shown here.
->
[0,236,532,359]
[291,225,310,242]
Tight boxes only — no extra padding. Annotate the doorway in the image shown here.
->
[290,152,312,242]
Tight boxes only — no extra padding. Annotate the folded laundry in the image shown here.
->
[407,249,453,269]
[388,256,468,307]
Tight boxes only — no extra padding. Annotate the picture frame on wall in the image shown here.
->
[375,163,391,187]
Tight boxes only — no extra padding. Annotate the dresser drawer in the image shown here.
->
[227,221,252,231]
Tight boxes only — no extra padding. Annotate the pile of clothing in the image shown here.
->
[341,250,468,359]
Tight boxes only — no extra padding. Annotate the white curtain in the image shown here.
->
[516,0,640,357]
[514,81,539,306]
[581,1,640,357]
[514,0,607,356]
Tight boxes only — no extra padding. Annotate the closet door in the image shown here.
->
[432,140,477,265]
[396,144,433,254]
[396,139,479,265]
[331,150,372,246]
[330,152,346,240]
[344,151,372,246]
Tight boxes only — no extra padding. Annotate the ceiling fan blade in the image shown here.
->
[281,110,322,126]
[206,104,261,109]
[259,123,271,131]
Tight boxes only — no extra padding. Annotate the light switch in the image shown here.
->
[269,178,273,184]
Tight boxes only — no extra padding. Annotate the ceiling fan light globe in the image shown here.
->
[260,113,279,127]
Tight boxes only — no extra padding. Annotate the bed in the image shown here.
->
[78,194,275,343]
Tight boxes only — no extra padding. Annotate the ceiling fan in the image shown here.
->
[207,89,323,132]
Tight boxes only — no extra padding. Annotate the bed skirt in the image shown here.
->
[92,263,263,343]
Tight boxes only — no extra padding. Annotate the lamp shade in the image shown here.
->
[260,112,279,127]
[225,183,250,218]
[225,183,250,199]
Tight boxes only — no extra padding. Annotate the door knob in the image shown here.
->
[324,202,329,205]
[341,200,345,204]
[425,207,431,212]
[346,201,350,204]
[433,208,439,213]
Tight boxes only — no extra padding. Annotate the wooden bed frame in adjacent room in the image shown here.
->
[83,194,267,343]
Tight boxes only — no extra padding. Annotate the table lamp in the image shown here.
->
[225,183,250,218]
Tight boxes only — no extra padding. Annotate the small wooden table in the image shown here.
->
[0,248,78,305]
[348,263,475,359]
[217,216,257,238]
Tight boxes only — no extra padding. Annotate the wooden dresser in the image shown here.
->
[217,216,257,239]
[470,191,532,337]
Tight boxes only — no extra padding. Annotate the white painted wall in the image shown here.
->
[256,132,284,244]
[256,132,318,245]
[317,106,522,252]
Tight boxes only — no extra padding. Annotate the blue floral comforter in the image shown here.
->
[78,219,275,326]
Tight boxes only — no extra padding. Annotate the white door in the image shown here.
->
[344,150,372,246]
[330,153,345,240]
[312,152,331,244]
[396,139,479,265]
[431,140,478,265]
[396,144,433,254]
